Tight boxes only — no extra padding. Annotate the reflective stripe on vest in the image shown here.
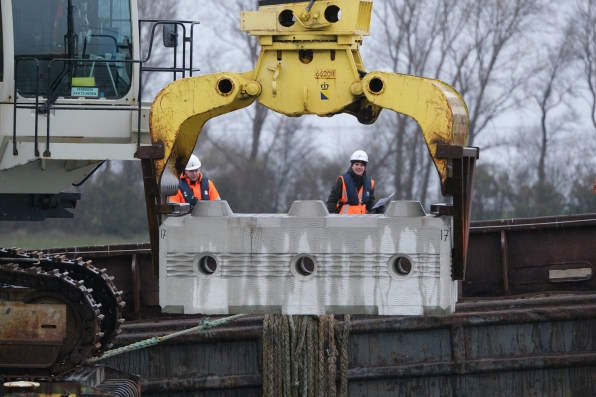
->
[179,175,210,203]
[337,174,374,214]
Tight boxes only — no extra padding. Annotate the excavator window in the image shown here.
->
[13,0,132,99]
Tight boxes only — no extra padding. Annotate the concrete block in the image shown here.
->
[160,200,457,316]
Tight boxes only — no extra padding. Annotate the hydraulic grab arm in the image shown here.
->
[144,0,478,279]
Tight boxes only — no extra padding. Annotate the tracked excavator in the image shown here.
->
[0,0,199,394]
[0,0,477,395]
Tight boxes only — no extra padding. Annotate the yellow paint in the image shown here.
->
[71,77,95,87]
[150,0,468,188]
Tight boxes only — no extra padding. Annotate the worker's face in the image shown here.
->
[351,161,366,176]
[185,168,200,182]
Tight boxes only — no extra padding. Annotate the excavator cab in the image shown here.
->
[0,0,199,222]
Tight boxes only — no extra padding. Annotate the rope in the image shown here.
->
[264,314,283,396]
[262,314,350,397]
[325,315,337,397]
[87,313,247,363]
[89,311,350,395]
[263,314,275,396]
[282,315,290,397]
[337,314,351,397]
[289,315,298,397]
[317,315,327,396]
[293,317,308,397]
[306,317,316,396]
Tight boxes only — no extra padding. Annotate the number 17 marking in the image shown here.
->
[441,229,450,241]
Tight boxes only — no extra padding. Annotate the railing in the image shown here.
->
[11,19,200,158]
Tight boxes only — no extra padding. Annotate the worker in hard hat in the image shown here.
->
[169,154,220,208]
[326,150,377,214]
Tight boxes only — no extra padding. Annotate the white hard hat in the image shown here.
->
[185,154,201,170]
[350,150,368,163]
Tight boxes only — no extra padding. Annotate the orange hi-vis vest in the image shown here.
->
[169,173,220,204]
[337,174,374,214]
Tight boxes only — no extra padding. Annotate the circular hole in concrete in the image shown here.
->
[197,255,217,275]
[291,254,318,280]
[297,256,315,275]
[393,256,412,275]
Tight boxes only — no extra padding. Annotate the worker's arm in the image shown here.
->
[169,190,184,203]
[366,183,376,212]
[208,180,221,200]
[326,178,343,213]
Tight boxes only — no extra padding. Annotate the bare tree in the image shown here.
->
[452,0,549,146]
[570,0,596,131]
[359,0,551,208]
[528,32,577,184]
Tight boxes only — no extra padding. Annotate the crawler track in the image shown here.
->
[0,248,125,380]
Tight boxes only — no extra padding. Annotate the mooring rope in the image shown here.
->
[87,313,247,363]
[282,315,291,397]
[288,315,298,397]
[317,315,327,396]
[338,314,351,397]
[326,315,337,397]
[263,314,350,397]
[308,317,318,396]
[263,314,274,396]
[89,312,351,396]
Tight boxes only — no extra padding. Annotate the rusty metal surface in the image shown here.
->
[91,294,596,396]
[102,315,264,396]
[433,144,478,280]
[465,213,596,297]
[346,296,596,396]
[0,302,66,369]
[43,243,159,321]
[0,248,126,379]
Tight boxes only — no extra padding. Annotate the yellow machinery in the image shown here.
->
[142,0,478,280]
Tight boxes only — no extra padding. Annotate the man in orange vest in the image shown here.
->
[169,154,220,209]
[326,150,377,214]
